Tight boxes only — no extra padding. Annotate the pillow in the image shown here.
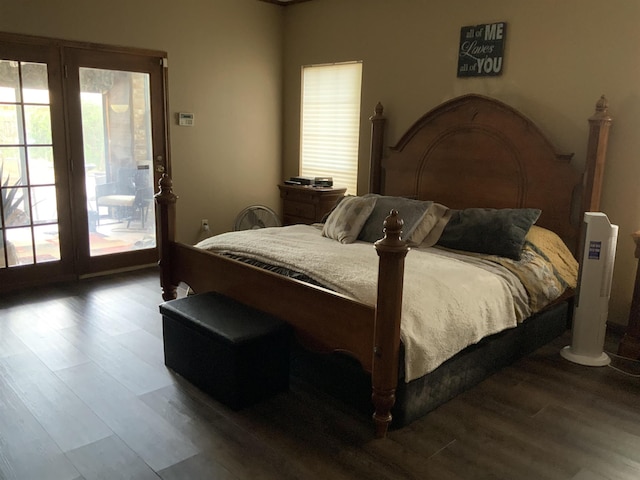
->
[436,207,541,260]
[413,203,452,248]
[322,195,377,243]
[358,194,433,244]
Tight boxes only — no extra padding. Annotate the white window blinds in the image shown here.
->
[300,62,362,194]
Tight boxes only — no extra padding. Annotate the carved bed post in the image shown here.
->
[155,174,179,301]
[369,102,386,194]
[582,95,613,214]
[372,210,409,438]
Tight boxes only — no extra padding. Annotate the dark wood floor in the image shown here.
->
[1,267,640,480]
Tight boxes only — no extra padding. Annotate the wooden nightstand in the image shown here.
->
[278,184,346,225]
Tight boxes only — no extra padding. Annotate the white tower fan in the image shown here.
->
[561,212,618,366]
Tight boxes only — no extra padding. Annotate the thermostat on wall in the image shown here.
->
[178,112,194,126]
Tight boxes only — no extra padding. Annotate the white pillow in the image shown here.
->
[413,203,452,247]
[322,195,377,243]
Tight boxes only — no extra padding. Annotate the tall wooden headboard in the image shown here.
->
[369,94,612,254]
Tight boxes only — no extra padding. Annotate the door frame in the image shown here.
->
[0,32,170,291]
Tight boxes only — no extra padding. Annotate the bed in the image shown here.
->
[155,94,612,438]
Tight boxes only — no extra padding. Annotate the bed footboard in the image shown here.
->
[155,175,408,438]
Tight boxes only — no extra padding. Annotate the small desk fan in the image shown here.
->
[234,205,282,231]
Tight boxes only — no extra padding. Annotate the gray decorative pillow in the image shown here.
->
[322,195,377,244]
[436,208,541,260]
[358,194,433,244]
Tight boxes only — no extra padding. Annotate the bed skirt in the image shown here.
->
[290,300,570,428]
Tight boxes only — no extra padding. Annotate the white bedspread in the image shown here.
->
[196,224,530,382]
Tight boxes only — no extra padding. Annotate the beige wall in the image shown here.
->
[2,0,639,326]
[282,0,640,327]
[1,0,284,243]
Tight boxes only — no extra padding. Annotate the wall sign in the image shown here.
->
[457,22,506,77]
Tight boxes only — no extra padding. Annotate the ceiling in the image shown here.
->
[259,0,312,5]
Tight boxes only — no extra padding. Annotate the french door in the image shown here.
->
[0,34,168,291]
[64,47,168,274]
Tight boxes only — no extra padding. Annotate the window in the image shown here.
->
[300,62,362,194]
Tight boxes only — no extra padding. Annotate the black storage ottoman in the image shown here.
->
[160,292,291,410]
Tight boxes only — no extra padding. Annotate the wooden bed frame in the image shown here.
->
[155,94,612,438]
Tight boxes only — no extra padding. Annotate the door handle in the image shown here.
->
[155,155,165,173]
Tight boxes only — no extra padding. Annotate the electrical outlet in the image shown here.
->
[201,219,209,229]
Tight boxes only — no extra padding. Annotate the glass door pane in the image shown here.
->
[0,59,61,268]
[79,68,156,257]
